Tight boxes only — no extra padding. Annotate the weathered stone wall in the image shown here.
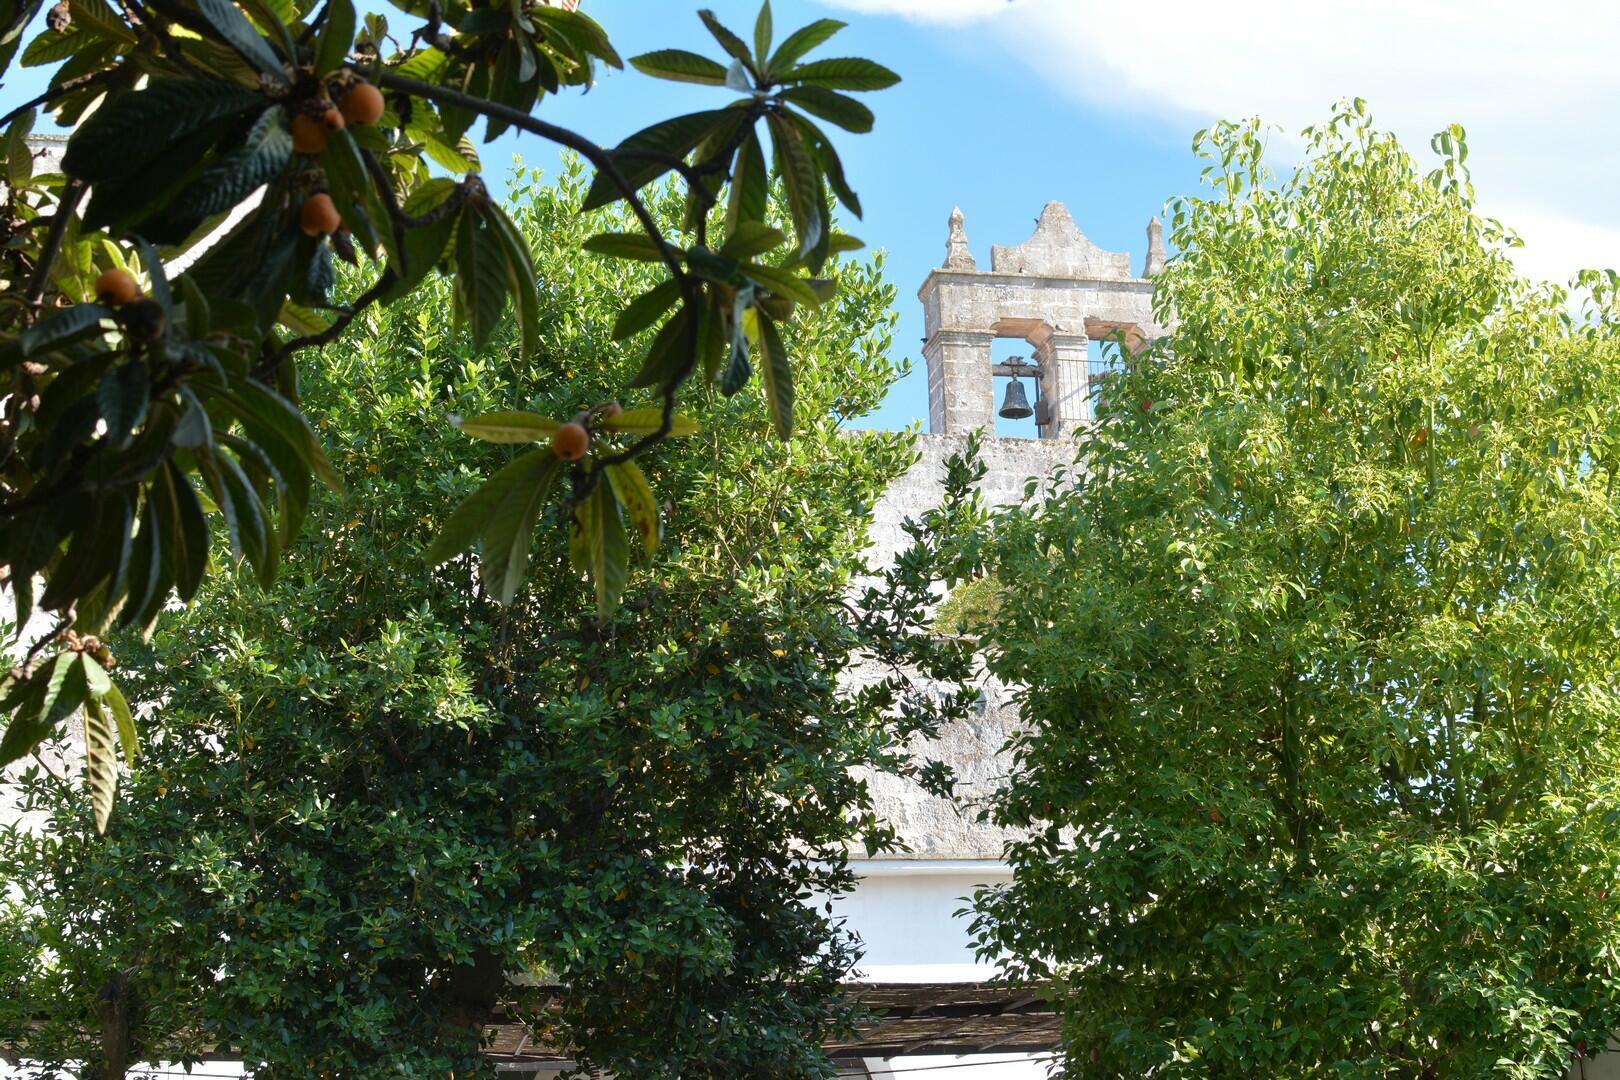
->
[853,433,1072,860]
[853,201,1161,861]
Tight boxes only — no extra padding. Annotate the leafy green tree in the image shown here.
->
[0,0,898,827]
[0,163,968,1078]
[947,104,1620,1077]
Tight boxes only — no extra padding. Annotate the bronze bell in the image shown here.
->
[998,374,1034,420]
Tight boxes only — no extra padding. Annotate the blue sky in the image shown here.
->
[7,0,1617,432]
[521,0,1197,433]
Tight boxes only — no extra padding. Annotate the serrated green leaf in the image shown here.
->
[396,45,449,82]
[101,679,138,766]
[418,128,480,173]
[478,453,560,605]
[582,231,669,263]
[132,235,171,315]
[196,0,287,82]
[62,78,264,184]
[787,111,861,219]
[6,107,35,187]
[427,447,550,567]
[173,106,289,218]
[767,17,844,74]
[0,659,68,767]
[721,341,752,396]
[613,279,681,341]
[202,377,341,493]
[69,0,135,42]
[116,492,166,634]
[780,85,872,133]
[154,460,209,603]
[235,0,296,56]
[629,48,728,86]
[574,484,628,620]
[313,0,355,74]
[83,697,117,833]
[767,112,822,260]
[582,109,736,212]
[726,128,769,237]
[19,303,114,357]
[321,127,391,262]
[756,312,794,438]
[275,300,329,336]
[533,4,621,68]
[743,262,823,308]
[697,8,755,77]
[200,447,269,580]
[628,306,691,390]
[79,652,112,699]
[452,411,560,443]
[97,360,150,450]
[783,56,899,91]
[479,201,540,362]
[382,178,462,303]
[753,0,772,71]
[453,209,509,350]
[721,221,786,259]
[828,231,864,254]
[0,649,91,765]
[22,26,86,65]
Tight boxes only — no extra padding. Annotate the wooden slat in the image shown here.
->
[482,981,1060,1060]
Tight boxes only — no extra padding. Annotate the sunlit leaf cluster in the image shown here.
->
[0,0,896,823]
[939,105,1620,1077]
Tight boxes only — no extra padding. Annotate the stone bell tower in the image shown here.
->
[919,201,1167,437]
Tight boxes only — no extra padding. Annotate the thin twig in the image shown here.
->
[24,178,86,309]
[364,67,688,289]
[254,149,423,376]
[0,68,119,131]
[31,748,70,787]
[257,268,397,376]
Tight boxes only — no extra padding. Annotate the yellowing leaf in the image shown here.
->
[452,411,563,443]
[600,407,701,436]
[607,460,660,557]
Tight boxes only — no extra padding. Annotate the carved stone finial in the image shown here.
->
[989,201,1131,279]
[1143,216,1166,277]
[944,206,976,270]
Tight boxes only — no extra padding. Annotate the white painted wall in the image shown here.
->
[831,861,1050,1079]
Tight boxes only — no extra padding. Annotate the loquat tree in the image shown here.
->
[0,0,897,829]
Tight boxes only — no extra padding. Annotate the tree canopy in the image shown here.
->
[0,0,898,828]
[947,104,1620,1077]
[0,164,969,1078]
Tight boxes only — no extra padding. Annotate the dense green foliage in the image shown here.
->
[949,105,1620,1077]
[0,0,899,824]
[0,165,967,1078]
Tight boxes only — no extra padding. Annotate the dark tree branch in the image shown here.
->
[257,268,399,377]
[363,67,689,291]
[24,179,86,309]
[361,66,711,492]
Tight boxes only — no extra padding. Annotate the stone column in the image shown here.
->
[1036,331,1089,436]
[923,329,995,434]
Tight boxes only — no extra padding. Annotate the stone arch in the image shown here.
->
[919,202,1166,437]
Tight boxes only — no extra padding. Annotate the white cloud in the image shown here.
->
[825,0,1620,284]
[826,0,1007,24]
